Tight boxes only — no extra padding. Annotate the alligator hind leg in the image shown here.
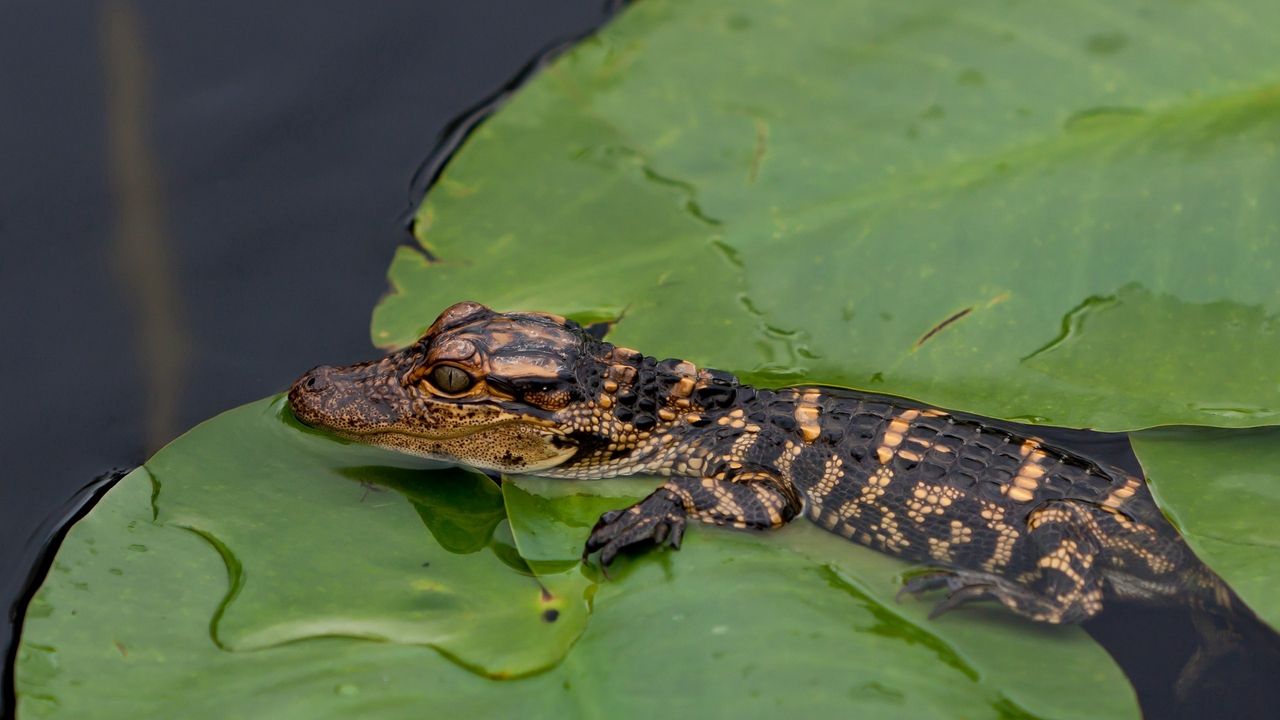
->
[584,470,802,567]
[900,501,1106,624]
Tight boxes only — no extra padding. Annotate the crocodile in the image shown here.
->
[288,301,1235,625]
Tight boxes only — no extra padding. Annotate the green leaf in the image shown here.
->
[501,476,660,568]
[14,465,554,719]
[386,466,507,554]
[16,399,1139,718]
[148,399,591,678]
[375,0,1280,431]
[26,0,1280,716]
[1132,427,1280,631]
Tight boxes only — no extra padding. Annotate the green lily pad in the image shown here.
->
[1132,427,1280,631]
[375,0,1280,431]
[501,476,661,565]
[21,0,1280,716]
[145,399,593,676]
[379,465,507,554]
[16,398,1139,718]
[15,467,551,719]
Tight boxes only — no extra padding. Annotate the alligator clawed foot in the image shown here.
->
[897,568,1003,619]
[898,567,1073,621]
[896,569,959,601]
[583,490,688,571]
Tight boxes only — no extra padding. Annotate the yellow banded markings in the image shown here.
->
[728,426,762,462]
[836,498,861,521]
[978,500,1020,572]
[897,430,955,463]
[699,477,747,528]
[794,391,823,443]
[750,483,786,527]
[1004,444,1050,503]
[876,409,921,463]
[1102,476,1141,509]
[771,440,804,483]
[1031,539,1104,622]
[928,537,954,563]
[906,482,961,523]
[808,454,845,506]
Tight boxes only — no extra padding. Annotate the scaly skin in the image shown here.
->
[289,301,1233,624]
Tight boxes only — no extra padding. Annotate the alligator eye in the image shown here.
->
[430,364,475,394]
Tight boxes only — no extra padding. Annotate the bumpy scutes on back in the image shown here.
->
[290,301,1244,634]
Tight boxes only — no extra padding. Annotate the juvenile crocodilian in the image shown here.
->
[290,301,1243,628]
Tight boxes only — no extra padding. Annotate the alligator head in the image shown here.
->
[288,301,609,473]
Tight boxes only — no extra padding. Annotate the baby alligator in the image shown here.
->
[289,301,1232,624]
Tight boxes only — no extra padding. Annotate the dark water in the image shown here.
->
[0,0,615,709]
[1026,427,1280,719]
[2,2,1277,718]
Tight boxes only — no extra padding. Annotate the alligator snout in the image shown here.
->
[288,365,335,427]
[288,359,405,434]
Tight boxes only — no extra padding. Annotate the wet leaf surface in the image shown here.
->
[16,398,1138,718]
[375,0,1280,432]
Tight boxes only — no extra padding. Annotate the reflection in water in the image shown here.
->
[101,0,190,453]
[1087,600,1280,719]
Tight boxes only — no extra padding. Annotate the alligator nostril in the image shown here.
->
[303,371,329,392]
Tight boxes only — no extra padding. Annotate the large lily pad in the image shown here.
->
[1132,427,1280,631]
[16,398,1138,718]
[18,0,1280,717]
[144,399,592,677]
[375,0,1280,431]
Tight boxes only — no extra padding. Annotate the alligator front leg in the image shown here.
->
[584,470,802,567]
